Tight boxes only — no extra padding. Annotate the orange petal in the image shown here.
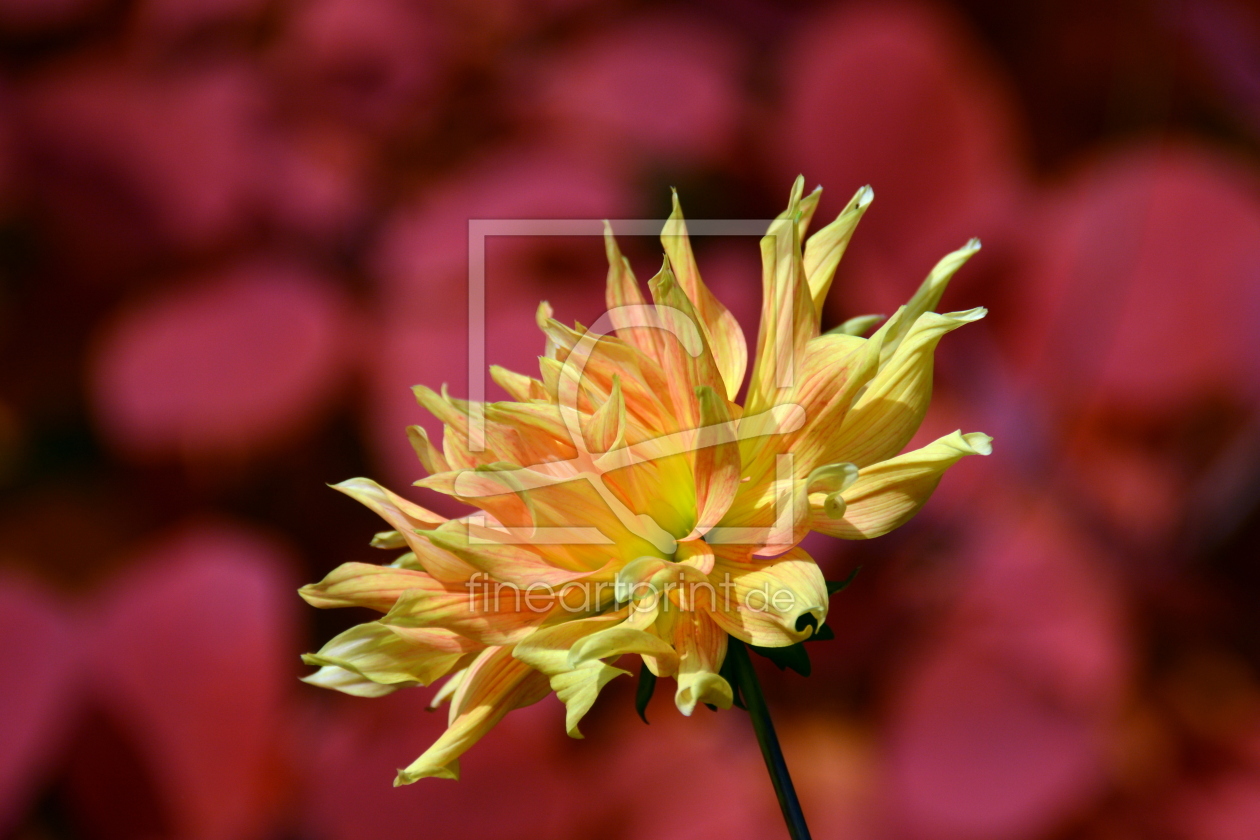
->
[661,191,749,400]
[672,610,731,715]
[746,176,818,415]
[646,260,727,429]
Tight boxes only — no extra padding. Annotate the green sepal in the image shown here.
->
[634,662,656,724]
[749,641,812,677]
[826,566,861,596]
[807,623,835,642]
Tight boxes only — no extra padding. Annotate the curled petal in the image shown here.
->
[489,365,546,402]
[569,625,677,672]
[406,425,450,475]
[583,374,626,454]
[830,313,884,337]
[806,462,859,519]
[707,546,829,648]
[672,610,731,716]
[813,430,992,539]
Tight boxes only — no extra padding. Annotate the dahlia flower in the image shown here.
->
[301,177,991,786]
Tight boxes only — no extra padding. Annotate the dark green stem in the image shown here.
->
[728,639,813,840]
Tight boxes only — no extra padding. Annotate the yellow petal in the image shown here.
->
[795,184,823,242]
[406,425,450,475]
[298,562,431,612]
[744,330,878,482]
[829,314,884,337]
[711,454,811,556]
[425,519,613,588]
[827,307,986,468]
[422,463,670,566]
[878,238,982,365]
[332,477,446,534]
[395,645,550,783]
[802,184,874,316]
[568,624,678,672]
[489,364,544,402]
[661,190,749,400]
[513,612,631,737]
[675,537,715,574]
[301,664,400,697]
[301,621,472,689]
[813,430,992,539]
[370,530,406,549]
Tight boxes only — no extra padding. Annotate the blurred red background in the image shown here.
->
[2,1,1260,838]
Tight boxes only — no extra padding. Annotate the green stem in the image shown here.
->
[728,639,813,840]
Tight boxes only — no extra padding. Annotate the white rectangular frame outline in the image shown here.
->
[467,217,776,451]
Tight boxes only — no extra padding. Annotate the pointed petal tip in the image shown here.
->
[856,185,874,207]
[943,306,987,323]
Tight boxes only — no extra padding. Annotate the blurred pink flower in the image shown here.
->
[0,0,100,34]
[67,521,300,840]
[0,573,78,835]
[89,261,359,464]
[513,15,746,168]
[1013,141,1260,414]
[301,696,585,840]
[1171,761,1260,840]
[271,0,444,135]
[258,123,372,241]
[131,0,269,46]
[774,1,1026,318]
[599,711,782,840]
[884,498,1129,840]
[0,520,301,839]
[1011,141,1260,545]
[19,62,270,263]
